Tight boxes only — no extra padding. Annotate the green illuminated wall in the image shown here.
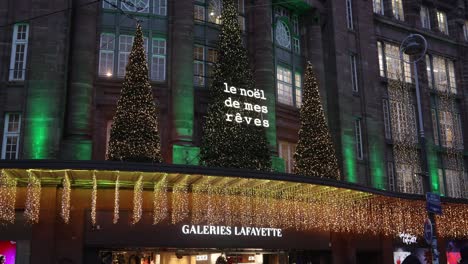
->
[23,80,62,159]
[342,133,357,183]
[426,143,440,193]
[369,141,385,190]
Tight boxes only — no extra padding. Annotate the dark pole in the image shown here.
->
[401,34,439,263]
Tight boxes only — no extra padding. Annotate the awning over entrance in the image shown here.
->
[0,160,467,239]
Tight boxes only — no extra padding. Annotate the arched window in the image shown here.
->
[208,0,223,24]
[275,21,291,49]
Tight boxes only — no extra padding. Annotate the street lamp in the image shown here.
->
[400,34,439,263]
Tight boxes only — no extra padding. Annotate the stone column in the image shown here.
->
[61,0,98,160]
[23,1,70,159]
[251,0,277,152]
[170,0,196,163]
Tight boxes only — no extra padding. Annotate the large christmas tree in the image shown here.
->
[200,0,271,170]
[107,24,162,162]
[294,62,340,179]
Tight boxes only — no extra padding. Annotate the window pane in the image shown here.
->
[276,21,291,49]
[208,0,222,24]
[420,6,431,29]
[377,42,385,77]
[118,35,134,77]
[277,66,293,105]
[373,0,383,15]
[392,0,404,20]
[194,5,205,21]
[154,0,167,15]
[121,0,149,12]
[437,11,448,34]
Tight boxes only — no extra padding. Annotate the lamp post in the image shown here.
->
[400,34,439,263]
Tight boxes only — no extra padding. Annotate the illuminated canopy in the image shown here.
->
[0,161,467,238]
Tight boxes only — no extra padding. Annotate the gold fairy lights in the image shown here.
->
[153,174,168,225]
[61,171,71,224]
[113,172,120,224]
[91,171,97,226]
[24,170,41,224]
[171,176,189,224]
[0,169,17,224]
[132,175,144,224]
[0,169,466,238]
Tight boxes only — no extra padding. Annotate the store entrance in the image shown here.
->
[96,249,328,264]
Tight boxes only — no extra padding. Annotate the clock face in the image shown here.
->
[122,0,149,12]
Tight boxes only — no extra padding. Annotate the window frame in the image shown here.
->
[278,141,297,173]
[436,10,449,35]
[420,6,431,29]
[392,0,404,21]
[9,24,29,81]
[373,0,384,15]
[346,0,354,30]
[377,41,413,83]
[350,54,358,92]
[1,113,22,160]
[354,119,363,160]
[151,38,167,81]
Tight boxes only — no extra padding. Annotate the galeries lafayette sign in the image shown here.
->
[181,225,283,237]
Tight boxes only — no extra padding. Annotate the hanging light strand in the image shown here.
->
[91,171,98,226]
[132,174,144,224]
[153,174,168,225]
[61,171,71,224]
[24,170,41,224]
[0,169,17,224]
[113,172,120,224]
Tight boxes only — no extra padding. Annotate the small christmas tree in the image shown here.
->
[294,62,340,179]
[107,24,162,162]
[200,0,271,170]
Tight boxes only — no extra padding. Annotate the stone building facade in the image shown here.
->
[0,0,467,197]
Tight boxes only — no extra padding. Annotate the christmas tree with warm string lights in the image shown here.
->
[200,0,271,170]
[107,24,162,163]
[294,62,340,179]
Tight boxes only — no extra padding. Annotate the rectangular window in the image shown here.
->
[354,119,363,160]
[99,33,115,77]
[346,0,353,30]
[392,0,404,21]
[151,38,166,81]
[118,35,134,77]
[439,168,465,198]
[377,41,385,77]
[279,141,296,173]
[464,21,468,41]
[293,38,300,54]
[194,5,205,21]
[350,54,358,92]
[373,0,384,15]
[383,99,392,140]
[437,111,463,149]
[420,6,431,29]
[277,66,293,106]
[194,45,205,86]
[292,15,299,35]
[1,113,21,160]
[396,163,423,194]
[9,24,29,81]
[206,48,218,86]
[390,100,418,143]
[387,161,395,191]
[154,0,167,15]
[103,0,116,9]
[121,0,149,13]
[432,109,440,146]
[427,55,456,94]
[437,11,448,35]
[295,72,302,108]
[379,41,411,82]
